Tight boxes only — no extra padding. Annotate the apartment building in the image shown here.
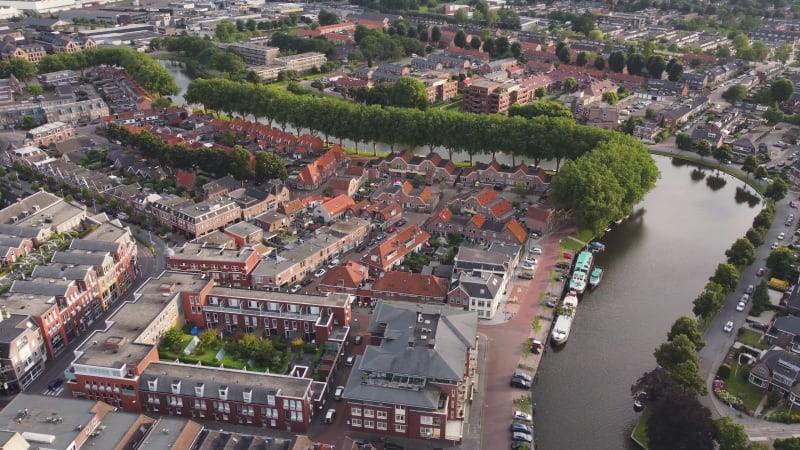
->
[342,302,478,444]
[24,121,76,147]
[275,52,327,72]
[151,195,242,238]
[139,362,316,432]
[38,69,80,87]
[227,42,279,66]
[0,312,47,391]
[0,74,19,104]
[251,217,370,289]
[166,242,260,288]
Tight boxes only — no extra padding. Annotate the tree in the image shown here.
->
[626,53,645,75]
[675,132,692,150]
[767,246,796,280]
[318,9,340,26]
[765,103,784,124]
[8,58,35,81]
[254,151,288,183]
[21,115,36,130]
[602,91,618,105]
[667,317,705,351]
[588,29,603,41]
[557,45,571,64]
[513,182,527,197]
[692,287,724,321]
[765,177,789,201]
[390,77,428,110]
[509,100,573,119]
[227,145,254,180]
[431,26,441,43]
[26,84,43,95]
[199,328,217,349]
[752,41,769,61]
[470,36,481,50]
[645,107,656,120]
[722,84,747,103]
[654,334,698,373]
[215,21,236,42]
[161,328,183,349]
[714,416,750,450]
[732,33,750,56]
[534,86,546,99]
[608,51,626,73]
[725,238,756,268]
[483,37,495,57]
[774,438,800,450]
[710,263,740,292]
[576,51,589,67]
[667,61,684,82]
[454,30,467,48]
[510,42,522,59]
[646,55,666,79]
[647,386,715,450]
[742,154,758,181]
[774,44,793,64]
[563,77,577,92]
[594,55,606,71]
[772,78,795,103]
[494,37,510,57]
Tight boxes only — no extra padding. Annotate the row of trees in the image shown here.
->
[350,25,423,63]
[104,123,287,182]
[213,15,297,42]
[347,78,430,110]
[36,48,178,96]
[184,78,659,234]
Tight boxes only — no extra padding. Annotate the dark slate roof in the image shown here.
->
[68,238,120,253]
[0,314,34,358]
[452,272,502,299]
[771,315,800,337]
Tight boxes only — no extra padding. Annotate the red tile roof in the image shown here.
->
[175,169,196,189]
[320,194,356,217]
[470,214,486,229]
[320,261,367,289]
[474,189,498,207]
[371,272,448,299]
[363,226,430,270]
[489,199,513,219]
[505,219,527,244]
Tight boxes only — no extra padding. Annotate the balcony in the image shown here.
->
[203,304,320,322]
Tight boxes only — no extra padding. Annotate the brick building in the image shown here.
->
[166,242,260,288]
[24,121,75,147]
[0,312,47,391]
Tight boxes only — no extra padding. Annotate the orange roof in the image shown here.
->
[175,169,196,189]
[490,199,513,218]
[417,186,433,203]
[371,272,448,299]
[401,181,413,195]
[433,208,452,223]
[474,189,498,207]
[320,261,366,289]
[321,194,355,217]
[470,214,486,229]
[505,219,527,244]
[364,226,430,270]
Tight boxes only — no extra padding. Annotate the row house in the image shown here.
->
[749,346,800,403]
[318,261,368,296]
[342,302,478,444]
[2,145,53,168]
[1,292,67,360]
[25,121,76,147]
[423,208,471,238]
[151,195,242,238]
[360,226,430,274]
[38,69,80,87]
[459,160,548,189]
[0,73,19,104]
[67,272,210,411]
[140,362,316,432]
[167,242,260,288]
[447,271,504,319]
[362,202,403,225]
[34,32,96,53]
[295,146,345,190]
[418,74,459,104]
[427,53,471,71]
[368,272,448,304]
[38,158,116,193]
[253,211,290,233]
[372,181,437,213]
[227,187,277,221]
[459,189,514,222]
[380,150,460,183]
[462,215,528,246]
[201,175,239,201]
[252,218,370,290]
[0,236,33,267]
[607,72,647,92]
[224,221,263,247]
[766,315,800,354]
[329,171,365,198]
[525,205,558,235]
[0,312,47,391]
[0,191,86,245]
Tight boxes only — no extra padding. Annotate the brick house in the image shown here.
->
[223,221,264,247]
[447,271,504,319]
[459,160,547,189]
[342,302,478,444]
[360,226,430,273]
[319,261,368,295]
[0,312,46,391]
[460,189,514,222]
[296,146,344,190]
[329,176,361,198]
[525,205,557,234]
[313,194,356,223]
[464,216,528,245]
[166,243,260,288]
[380,151,460,184]
[0,236,33,267]
[373,181,438,213]
[253,211,290,232]
[748,346,800,403]
[25,122,75,147]
[368,272,448,304]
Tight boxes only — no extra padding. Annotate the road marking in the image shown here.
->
[42,387,64,397]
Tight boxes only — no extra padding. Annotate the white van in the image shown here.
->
[324,409,336,424]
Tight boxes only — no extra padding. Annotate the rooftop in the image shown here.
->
[209,286,352,308]
[0,292,57,317]
[224,221,263,238]
[169,242,256,263]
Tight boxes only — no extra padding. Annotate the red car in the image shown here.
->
[757,267,766,276]
[387,226,397,233]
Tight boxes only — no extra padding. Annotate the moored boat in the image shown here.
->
[569,251,594,294]
[589,241,606,252]
[589,267,604,289]
[551,315,572,345]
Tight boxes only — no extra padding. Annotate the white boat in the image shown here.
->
[551,315,572,345]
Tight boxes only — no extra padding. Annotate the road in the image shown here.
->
[23,228,167,396]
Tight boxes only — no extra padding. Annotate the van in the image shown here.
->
[324,409,336,424]
[353,335,362,345]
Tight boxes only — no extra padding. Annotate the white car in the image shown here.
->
[736,301,746,312]
[531,247,543,255]
[723,321,735,333]
[746,284,754,295]
[772,242,780,249]
[523,257,537,265]
[328,258,341,268]
[779,232,786,240]
[520,262,535,270]
[741,294,750,303]
[290,284,302,293]
[513,411,533,423]
[314,268,327,278]
[333,386,344,400]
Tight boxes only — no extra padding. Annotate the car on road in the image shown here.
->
[512,432,533,443]
[510,378,531,389]
[356,244,367,252]
[353,335,362,345]
[387,226,397,234]
[314,268,327,278]
[724,321,735,333]
[334,386,344,400]
[520,262,535,270]
[779,232,786,240]
[510,423,533,434]
[531,247,543,254]
[300,278,313,286]
[290,284,302,293]
[395,219,406,227]
[791,201,798,209]
[530,231,541,239]
[384,444,404,450]
[513,411,533,422]
[513,372,533,383]
[736,301,746,312]
[746,284,754,295]
[518,272,533,280]
[772,242,780,249]
[324,409,336,424]
[376,232,386,241]
[741,294,750,303]
[780,161,787,167]
[47,378,64,391]
[328,258,340,268]
[757,267,766,276]
[345,355,355,366]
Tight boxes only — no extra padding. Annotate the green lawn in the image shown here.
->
[738,329,768,350]
[723,361,765,411]
[631,407,651,449]
[560,237,585,252]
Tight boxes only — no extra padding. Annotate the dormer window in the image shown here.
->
[243,388,252,403]
[219,385,228,400]
[147,378,158,391]
[171,380,181,394]
[195,383,204,397]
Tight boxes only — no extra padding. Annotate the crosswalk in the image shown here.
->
[41,387,64,397]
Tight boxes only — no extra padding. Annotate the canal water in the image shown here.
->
[158,63,758,448]
[533,157,759,450]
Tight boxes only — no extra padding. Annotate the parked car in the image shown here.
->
[779,232,786,240]
[301,278,313,286]
[741,294,750,304]
[757,267,766,276]
[314,268,327,278]
[324,409,336,424]
[356,244,367,252]
[47,378,64,391]
[523,257,537,265]
[334,386,344,400]
[345,355,355,366]
[387,226,397,233]
[513,411,532,422]
[723,321,735,333]
[290,284,302,293]
[376,232,386,240]
[510,378,530,389]
[772,242,780,249]
[396,219,407,227]
[510,423,533,434]
[512,432,533,443]
[513,372,533,383]
[531,247,543,255]
[518,272,533,280]
[353,335,362,345]
[746,284,754,295]
[736,301,746,312]
[328,258,341,268]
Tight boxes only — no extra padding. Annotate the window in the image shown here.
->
[377,421,387,430]
[395,424,406,433]
[267,394,276,406]
[363,409,375,418]
[421,427,433,437]
[376,410,388,419]
[352,418,362,427]
[364,419,375,429]
[351,407,361,416]
[394,406,405,423]
[420,416,433,425]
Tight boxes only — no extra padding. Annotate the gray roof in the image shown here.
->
[10,279,73,297]
[140,361,312,400]
[452,272,502,299]
[224,221,263,237]
[771,315,800,337]
[342,355,443,410]
[194,429,293,450]
[68,238,120,253]
[0,314,36,358]
[0,224,45,238]
[31,264,94,281]
[51,251,111,267]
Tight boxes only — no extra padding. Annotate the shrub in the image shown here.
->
[767,390,782,409]
[717,364,731,379]
[714,388,744,408]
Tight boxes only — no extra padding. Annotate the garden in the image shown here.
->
[158,327,326,378]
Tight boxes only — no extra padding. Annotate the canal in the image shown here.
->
[159,62,758,447]
[532,157,759,450]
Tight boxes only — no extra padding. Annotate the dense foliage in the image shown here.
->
[159,34,245,76]
[37,48,178,96]
[271,32,336,57]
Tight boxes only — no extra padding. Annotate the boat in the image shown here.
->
[633,391,648,412]
[568,250,594,294]
[551,291,579,346]
[589,267,604,289]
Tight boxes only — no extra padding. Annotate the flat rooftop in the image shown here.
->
[80,220,132,244]
[169,242,255,263]
[209,286,351,308]
[224,221,262,237]
[0,292,57,317]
